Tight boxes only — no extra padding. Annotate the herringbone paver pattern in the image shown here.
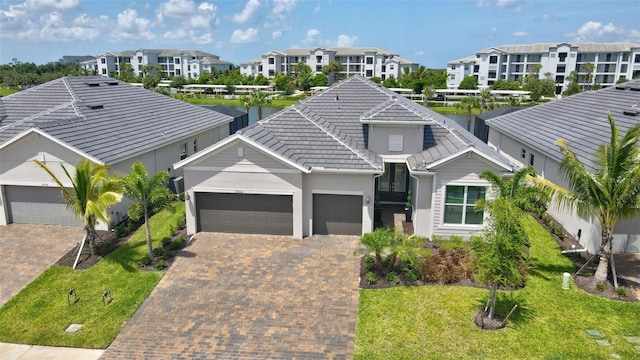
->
[101,233,360,360]
[0,224,83,307]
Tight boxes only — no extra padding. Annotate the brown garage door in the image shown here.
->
[313,194,362,235]
[5,185,81,226]
[196,193,293,235]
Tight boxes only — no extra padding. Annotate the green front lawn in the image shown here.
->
[181,96,296,108]
[0,88,18,96]
[355,215,640,359]
[0,202,185,349]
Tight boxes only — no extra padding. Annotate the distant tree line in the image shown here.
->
[0,60,89,88]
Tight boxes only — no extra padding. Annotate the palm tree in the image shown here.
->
[250,91,272,121]
[238,95,251,114]
[122,162,174,260]
[35,159,123,257]
[456,96,481,131]
[533,114,640,288]
[479,166,549,214]
[506,96,522,107]
[422,86,435,107]
[479,88,492,111]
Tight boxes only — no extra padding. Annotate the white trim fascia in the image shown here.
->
[0,128,104,165]
[381,155,410,163]
[427,147,512,171]
[184,165,300,174]
[174,134,310,173]
[311,189,364,196]
[191,187,295,196]
[310,167,382,174]
[0,180,73,187]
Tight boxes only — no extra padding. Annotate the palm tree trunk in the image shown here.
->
[594,226,612,283]
[258,106,263,121]
[145,212,153,260]
[610,252,619,289]
[85,225,96,256]
[467,112,472,131]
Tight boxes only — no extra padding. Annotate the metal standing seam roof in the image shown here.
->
[235,76,511,172]
[485,79,640,172]
[0,76,233,164]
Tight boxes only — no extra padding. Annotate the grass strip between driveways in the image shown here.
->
[0,202,185,349]
[355,215,640,359]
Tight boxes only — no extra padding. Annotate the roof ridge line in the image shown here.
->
[293,107,379,169]
[62,78,84,119]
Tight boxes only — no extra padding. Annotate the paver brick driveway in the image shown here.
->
[0,224,83,307]
[101,233,361,360]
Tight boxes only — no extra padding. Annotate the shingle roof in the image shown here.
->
[485,79,640,171]
[0,76,233,164]
[236,76,510,172]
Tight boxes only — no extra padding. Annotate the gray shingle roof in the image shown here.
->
[236,76,510,172]
[485,79,640,171]
[0,76,233,164]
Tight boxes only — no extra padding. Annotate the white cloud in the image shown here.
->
[230,27,258,44]
[313,4,321,13]
[336,34,357,47]
[302,28,320,45]
[232,0,260,24]
[415,50,425,56]
[215,41,224,49]
[489,26,497,38]
[111,8,155,41]
[568,21,640,41]
[25,0,79,10]
[265,0,297,31]
[512,30,528,36]
[542,13,553,21]
[475,0,528,12]
[157,0,196,19]
[272,30,282,39]
[495,0,518,8]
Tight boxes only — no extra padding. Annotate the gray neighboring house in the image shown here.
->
[0,76,236,229]
[486,79,640,253]
[175,76,513,239]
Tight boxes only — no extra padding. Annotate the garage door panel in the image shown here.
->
[5,186,80,226]
[313,194,362,235]
[196,193,292,235]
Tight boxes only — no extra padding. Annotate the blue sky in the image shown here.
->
[1,0,639,68]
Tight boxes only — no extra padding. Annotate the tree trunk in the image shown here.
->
[466,113,472,131]
[258,106,263,121]
[145,212,153,260]
[594,225,613,283]
[375,254,385,274]
[488,283,498,319]
[610,251,619,289]
[86,226,96,256]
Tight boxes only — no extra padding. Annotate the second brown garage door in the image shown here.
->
[196,193,293,235]
[313,194,362,235]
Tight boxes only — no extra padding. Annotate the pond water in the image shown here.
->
[216,105,474,131]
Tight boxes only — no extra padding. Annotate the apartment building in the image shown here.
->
[240,47,419,80]
[447,42,640,93]
[96,49,233,79]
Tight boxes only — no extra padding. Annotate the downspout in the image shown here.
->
[372,163,385,232]
[428,172,437,240]
[409,169,419,233]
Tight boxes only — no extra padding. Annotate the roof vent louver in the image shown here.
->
[105,81,118,86]
[623,109,639,116]
[86,83,100,87]
[86,104,104,110]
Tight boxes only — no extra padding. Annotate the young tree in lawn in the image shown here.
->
[456,96,481,131]
[472,197,529,320]
[35,159,123,257]
[533,114,640,288]
[122,162,174,260]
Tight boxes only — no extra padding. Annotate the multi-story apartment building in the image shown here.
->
[96,49,233,79]
[240,47,419,80]
[447,42,640,93]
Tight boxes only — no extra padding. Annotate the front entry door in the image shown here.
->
[378,163,408,202]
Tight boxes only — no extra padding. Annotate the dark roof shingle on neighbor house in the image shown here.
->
[0,76,233,164]
[485,79,640,171]
[236,75,510,172]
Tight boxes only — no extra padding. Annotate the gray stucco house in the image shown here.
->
[0,76,237,229]
[175,76,513,239]
[486,80,640,253]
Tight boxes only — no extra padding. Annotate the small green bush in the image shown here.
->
[434,235,469,250]
[405,269,420,282]
[595,282,605,292]
[366,271,378,284]
[169,236,185,251]
[364,255,375,271]
[114,222,129,238]
[154,259,166,270]
[617,287,627,297]
[386,272,401,284]
[177,215,186,229]
[161,237,172,247]
[152,247,164,257]
[161,250,174,260]
[137,256,151,267]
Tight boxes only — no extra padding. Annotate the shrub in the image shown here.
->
[154,259,166,270]
[405,269,420,282]
[595,282,605,292]
[366,271,378,284]
[364,255,375,271]
[616,287,627,297]
[114,222,129,238]
[420,246,475,284]
[434,235,469,250]
[161,237,172,247]
[138,256,151,267]
[386,271,401,284]
[169,236,185,251]
[161,250,174,260]
[152,247,164,257]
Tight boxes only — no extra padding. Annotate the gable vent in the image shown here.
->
[86,104,104,110]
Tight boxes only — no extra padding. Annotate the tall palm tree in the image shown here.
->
[479,88,492,111]
[456,96,481,131]
[422,86,435,107]
[238,95,251,114]
[479,166,549,214]
[533,114,640,288]
[250,91,272,121]
[35,159,123,257]
[123,162,174,260]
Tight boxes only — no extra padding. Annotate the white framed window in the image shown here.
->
[443,185,486,225]
[388,135,403,152]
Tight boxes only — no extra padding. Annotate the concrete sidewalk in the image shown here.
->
[0,342,103,360]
